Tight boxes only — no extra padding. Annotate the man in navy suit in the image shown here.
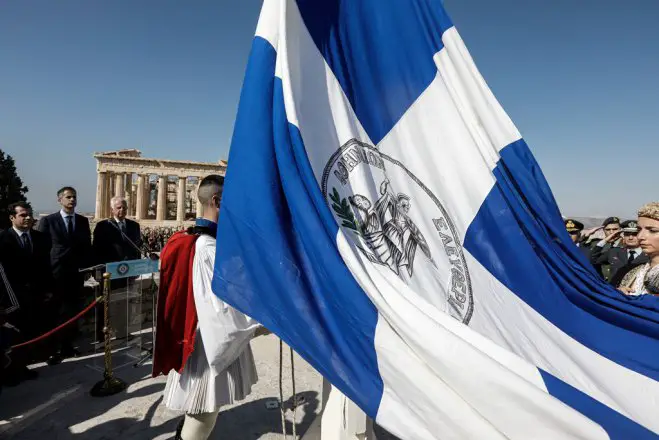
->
[37,187,92,364]
[92,196,143,339]
[0,202,52,383]
[92,196,143,267]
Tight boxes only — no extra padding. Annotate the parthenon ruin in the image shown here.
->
[94,149,226,226]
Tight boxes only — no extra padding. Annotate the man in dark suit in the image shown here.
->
[36,187,92,364]
[592,220,648,286]
[0,202,53,384]
[92,196,143,339]
[92,196,143,266]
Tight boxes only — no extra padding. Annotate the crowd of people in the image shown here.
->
[564,203,659,295]
[142,226,182,252]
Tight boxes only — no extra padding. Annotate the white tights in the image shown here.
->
[180,410,220,440]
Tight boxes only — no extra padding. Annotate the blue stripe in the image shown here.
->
[464,140,659,381]
[213,37,382,416]
[295,0,453,144]
[540,369,656,439]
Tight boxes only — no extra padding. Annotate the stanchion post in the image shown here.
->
[94,266,103,343]
[90,272,127,397]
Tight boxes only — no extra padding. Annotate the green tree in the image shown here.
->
[0,149,30,230]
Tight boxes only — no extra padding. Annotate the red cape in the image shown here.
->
[152,230,200,377]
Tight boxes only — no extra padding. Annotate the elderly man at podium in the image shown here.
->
[92,196,143,268]
[92,196,143,340]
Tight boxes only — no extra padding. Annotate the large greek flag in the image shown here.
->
[213,1,659,438]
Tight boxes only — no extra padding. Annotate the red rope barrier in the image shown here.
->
[10,298,101,350]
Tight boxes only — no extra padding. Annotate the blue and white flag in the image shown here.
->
[213,1,659,438]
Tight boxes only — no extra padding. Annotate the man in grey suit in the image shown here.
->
[37,187,92,364]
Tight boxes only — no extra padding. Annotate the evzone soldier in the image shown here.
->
[152,174,267,440]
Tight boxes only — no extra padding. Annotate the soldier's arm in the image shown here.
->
[590,243,610,265]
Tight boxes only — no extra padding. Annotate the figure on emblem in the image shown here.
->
[348,194,395,271]
[350,178,433,279]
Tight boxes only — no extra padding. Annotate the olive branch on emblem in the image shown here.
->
[330,187,359,232]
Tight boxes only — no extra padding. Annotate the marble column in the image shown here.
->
[176,176,187,222]
[196,195,203,218]
[125,174,133,214]
[105,172,113,205]
[136,175,146,220]
[156,175,167,221]
[104,172,112,217]
[130,183,137,216]
[95,171,108,219]
[114,173,125,197]
[143,175,151,218]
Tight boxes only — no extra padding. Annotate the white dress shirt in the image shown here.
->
[12,226,31,248]
[113,217,126,232]
[626,247,642,262]
[60,209,76,231]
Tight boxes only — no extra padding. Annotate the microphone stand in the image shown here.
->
[109,220,159,262]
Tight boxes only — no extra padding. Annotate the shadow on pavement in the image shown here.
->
[1,349,321,440]
[209,391,320,439]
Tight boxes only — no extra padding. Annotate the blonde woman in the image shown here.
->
[618,202,659,296]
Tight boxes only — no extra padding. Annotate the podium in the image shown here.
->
[87,258,159,374]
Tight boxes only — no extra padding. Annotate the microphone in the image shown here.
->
[110,219,159,261]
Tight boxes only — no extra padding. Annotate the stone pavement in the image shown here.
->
[0,335,323,440]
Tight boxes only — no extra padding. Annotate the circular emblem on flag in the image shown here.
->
[321,139,474,324]
[117,263,130,276]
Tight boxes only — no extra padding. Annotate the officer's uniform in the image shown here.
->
[565,219,591,260]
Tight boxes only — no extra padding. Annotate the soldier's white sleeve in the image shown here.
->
[192,235,260,374]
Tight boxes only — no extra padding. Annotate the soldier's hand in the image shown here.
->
[605,230,622,243]
[583,226,602,238]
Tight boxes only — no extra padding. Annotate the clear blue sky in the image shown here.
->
[1,1,657,218]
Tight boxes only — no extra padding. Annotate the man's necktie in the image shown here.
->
[628,250,636,264]
[21,233,32,253]
[66,215,74,237]
[119,221,126,234]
